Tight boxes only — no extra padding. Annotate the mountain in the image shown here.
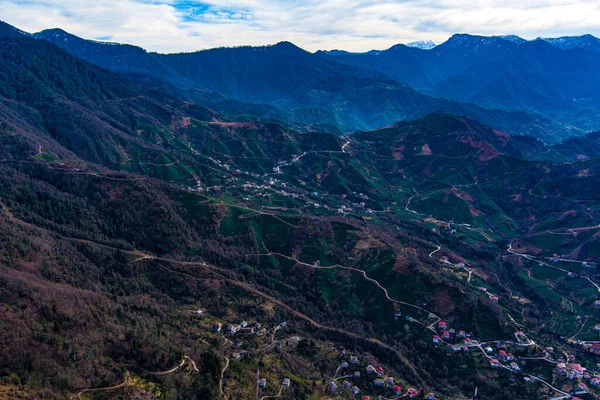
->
[494,35,527,44]
[3,25,600,399]
[540,34,600,52]
[406,40,437,50]
[321,33,600,133]
[30,24,574,142]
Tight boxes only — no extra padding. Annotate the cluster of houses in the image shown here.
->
[183,153,383,217]
[325,352,433,399]
[433,320,480,351]
[555,362,600,388]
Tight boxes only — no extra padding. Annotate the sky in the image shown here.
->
[1,0,600,53]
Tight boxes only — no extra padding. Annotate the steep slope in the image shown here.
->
[0,31,517,399]
[2,29,600,399]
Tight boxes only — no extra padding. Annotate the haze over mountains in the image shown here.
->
[1,18,600,400]
[27,23,599,143]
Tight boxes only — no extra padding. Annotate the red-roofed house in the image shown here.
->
[393,385,402,395]
[408,388,419,398]
[442,331,450,339]
[376,367,384,376]
[433,335,439,344]
[439,321,448,329]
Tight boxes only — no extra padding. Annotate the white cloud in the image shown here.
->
[1,0,599,52]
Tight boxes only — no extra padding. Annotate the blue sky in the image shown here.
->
[1,0,599,52]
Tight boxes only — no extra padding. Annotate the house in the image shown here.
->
[341,362,349,369]
[590,377,600,386]
[556,363,567,373]
[516,331,525,338]
[579,383,588,391]
[194,309,204,317]
[464,338,471,344]
[351,386,360,395]
[259,378,267,388]
[491,296,499,303]
[393,385,402,395]
[433,335,439,344]
[426,394,436,400]
[280,322,287,328]
[342,381,352,390]
[442,331,450,339]
[408,388,419,398]
[361,397,370,400]
[458,330,466,337]
[451,346,462,352]
[490,359,499,368]
[510,362,520,371]
[449,328,456,334]
[227,325,238,334]
[350,356,359,364]
[374,379,384,387]
[545,346,554,353]
[395,310,403,317]
[498,350,507,360]
[240,321,248,328]
[461,346,469,352]
[254,323,262,330]
[439,321,448,329]
[232,353,241,360]
[354,371,361,379]
[376,366,384,376]
[386,377,395,387]
[366,365,377,375]
[213,323,222,333]
[479,287,487,292]
[327,382,338,394]
[595,300,600,307]
[524,377,532,383]
[595,324,600,331]
[485,347,493,354]
[282,378,290,388]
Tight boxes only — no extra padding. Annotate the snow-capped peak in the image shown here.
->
[406,40,437,50]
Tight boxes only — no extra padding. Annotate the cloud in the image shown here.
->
[1,0,599,52]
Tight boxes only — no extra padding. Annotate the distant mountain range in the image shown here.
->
[3,19,600,144]
[320,33,600,133]
[11,21,591,143]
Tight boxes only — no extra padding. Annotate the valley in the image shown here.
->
[0,19,600,400]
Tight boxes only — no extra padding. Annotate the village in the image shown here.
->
[181,147,600,399]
